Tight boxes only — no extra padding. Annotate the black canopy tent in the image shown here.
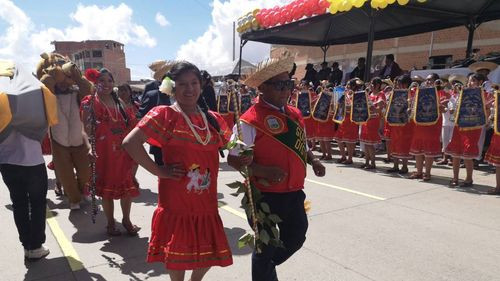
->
[238,0,500,82]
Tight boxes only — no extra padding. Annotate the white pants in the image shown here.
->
[441,125,454,152]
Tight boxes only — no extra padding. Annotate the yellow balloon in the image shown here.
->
[387,0,396,3]
[417,0,426,2]
[370,0,378,8]
[329,4,339,14]
[252,18,259,28]
[252,9,260,17]
[379,0,388,8]
[353,0,365,8]
[397,0,409,5]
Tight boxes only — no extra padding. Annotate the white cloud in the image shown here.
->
[155,12,171,27]
[0,1,156,72]
[176,0,290,76]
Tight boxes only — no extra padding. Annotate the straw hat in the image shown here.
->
[243,51,295,88]
[381,78,393,87]
[448,74,467,85]
[149,60,175,81]
[469,61,498,73]
[411,75,424,83]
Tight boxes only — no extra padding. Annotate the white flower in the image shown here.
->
[160,76,175,95]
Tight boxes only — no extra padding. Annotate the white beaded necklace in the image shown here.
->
[174,103,211,146]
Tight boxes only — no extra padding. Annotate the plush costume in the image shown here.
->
[0,60,57,254]
[36,53,93,205]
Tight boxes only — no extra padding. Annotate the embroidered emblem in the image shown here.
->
[264,115,284,134]
[186,164,210,194]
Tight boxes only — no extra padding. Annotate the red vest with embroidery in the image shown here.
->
[240,100,307,193]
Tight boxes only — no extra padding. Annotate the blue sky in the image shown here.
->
[0,0,285,79]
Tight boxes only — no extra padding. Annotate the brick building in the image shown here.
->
[52,40,131,84]
[271,19,500,81]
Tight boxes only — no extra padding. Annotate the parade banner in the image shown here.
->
[385,89,409,126]
[495,91,499,135]
[332,95,345,124]
[312,91,333,122]
[217,94,229,115]
[351,90,370,124]
[455,87,487,130]
[240,94,252,114]
[413,87,439,125]
[296,91,311,118]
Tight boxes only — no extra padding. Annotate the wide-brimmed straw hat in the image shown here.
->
[469,61,498,73]
[244,51,295,88]
[381,78,393,87]
[411,75,424,83]
[448,74,468,85]
[149,60,175,81]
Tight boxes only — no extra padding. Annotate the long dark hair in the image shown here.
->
[99,68,130,127]
[167,61,221,133]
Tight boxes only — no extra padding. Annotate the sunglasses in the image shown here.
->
[264,80,294,91]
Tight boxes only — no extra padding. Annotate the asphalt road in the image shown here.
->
[1,151,499,281]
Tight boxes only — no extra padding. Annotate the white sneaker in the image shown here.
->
[70,203,80,210]
[27,246,50,259]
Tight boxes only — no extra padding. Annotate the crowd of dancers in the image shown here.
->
[1,51,499,281]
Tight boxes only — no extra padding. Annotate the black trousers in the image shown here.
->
[251,190,308,281]
[0,163,48,250]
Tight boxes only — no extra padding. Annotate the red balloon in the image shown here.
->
[319,0,329,9]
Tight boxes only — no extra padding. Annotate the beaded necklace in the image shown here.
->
[173,103,211,146]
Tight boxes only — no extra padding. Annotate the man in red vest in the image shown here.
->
[228,53,325,281]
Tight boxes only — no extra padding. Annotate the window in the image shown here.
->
[92,50,102,58]
[74,54,80,60]
[84,62,92,70]
[85,51,90,58]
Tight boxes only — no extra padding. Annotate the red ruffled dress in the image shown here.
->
[389,89,415,159]
[444,127,482,159]
[313,96,337,141]
[360,92,386,145]
[315,117,337,140]
[81,95,139,199]
[485,134,500,166]
[409,90,445,157]
[137,106,233,270]
[337,93,359,144]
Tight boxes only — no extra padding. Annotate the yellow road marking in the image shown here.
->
[305,179,386,201]
[45,207,84,271]
[218,201,247,219]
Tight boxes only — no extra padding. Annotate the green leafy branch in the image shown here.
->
[225,139,284,252]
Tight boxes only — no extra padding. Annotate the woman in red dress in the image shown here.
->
[336,79,361,165]
[314,87,337,160]
[81,68,139,236]
[305,87,319,148]
[360,77,386,169]
[486,114,500,194]
[445,74,488,187]
[387,75,414,174]
[122,62,233,281]
[409,75,449,181]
